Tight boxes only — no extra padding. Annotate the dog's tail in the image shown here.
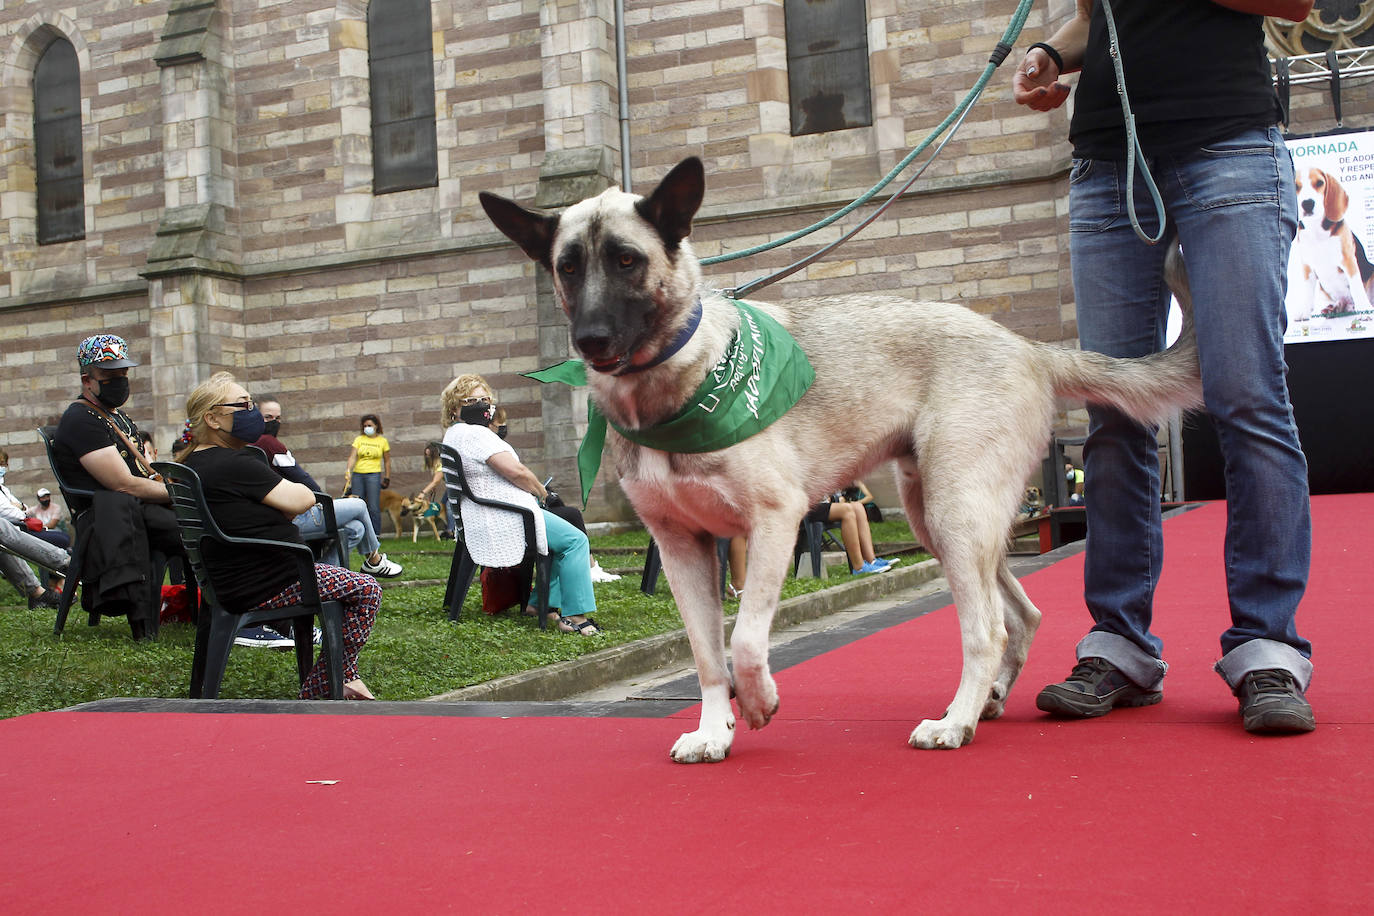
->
[1041,238,1204,427]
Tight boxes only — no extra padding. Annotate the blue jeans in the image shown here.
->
[1069,126,1313,692]
[295,497,380,568]
[543,509,597,616]
[351,472,382,537]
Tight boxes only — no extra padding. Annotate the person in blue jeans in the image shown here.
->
[251,399,402,579]
[1013,0,1316,734]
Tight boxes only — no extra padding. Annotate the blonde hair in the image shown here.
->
[440,373,495,428]
[173,372,245,462]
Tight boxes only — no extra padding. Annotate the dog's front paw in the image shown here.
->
[670,726,734,764]
[909,717,976,750]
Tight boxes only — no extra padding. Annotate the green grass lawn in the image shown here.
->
[0,521,924,719]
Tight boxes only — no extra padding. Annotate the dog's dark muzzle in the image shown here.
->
[572,305,655,374]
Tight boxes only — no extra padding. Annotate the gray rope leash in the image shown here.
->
[1102,0,1166,244]
[721,94,978,300]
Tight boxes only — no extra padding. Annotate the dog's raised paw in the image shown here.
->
[909,718,976,750]
[733,669,779,729]
[670,729,733,764]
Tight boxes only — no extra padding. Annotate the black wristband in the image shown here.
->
[1028,42,1064,74]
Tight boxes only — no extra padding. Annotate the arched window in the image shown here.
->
[784,0,873,137]
[34,36,85,244]
[368,0,438,193]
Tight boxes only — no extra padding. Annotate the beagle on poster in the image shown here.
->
[1291,167,1374,320]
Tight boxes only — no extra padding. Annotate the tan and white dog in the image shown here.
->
[481,157,1202,762]
[401,494,445,542]
[1291,166,1374,320]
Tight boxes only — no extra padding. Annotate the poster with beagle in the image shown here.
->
[1285,129,1374,343]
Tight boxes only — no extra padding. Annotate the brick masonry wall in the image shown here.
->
[2,0,1372,516]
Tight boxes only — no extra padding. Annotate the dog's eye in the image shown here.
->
[618,254,637,269]
[559,260,578,276]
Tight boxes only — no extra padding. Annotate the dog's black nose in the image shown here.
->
[1301,199,1315,215]
[575,333,616,362]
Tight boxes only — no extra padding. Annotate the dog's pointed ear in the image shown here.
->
[480,192,559,269]
[635,157,705,250]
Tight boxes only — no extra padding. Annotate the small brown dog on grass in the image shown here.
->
[374,489,445,540]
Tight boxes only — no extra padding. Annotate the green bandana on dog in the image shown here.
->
[526,299,815,505]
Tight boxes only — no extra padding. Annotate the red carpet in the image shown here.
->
[2,496,1371,913]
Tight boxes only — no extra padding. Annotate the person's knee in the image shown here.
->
[343,519,366,548]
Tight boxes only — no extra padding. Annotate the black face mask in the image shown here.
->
[497,424,509,440]
[93,375,130,409]
[262,419,281,437]
[459,402,496,426]
[39,499,51,508]
[229,406,266,443]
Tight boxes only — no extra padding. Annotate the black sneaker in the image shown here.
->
[1036,656,1163,717]
[1235,669,1315,734]
[27,589,61,610]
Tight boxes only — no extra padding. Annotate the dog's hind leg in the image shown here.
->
[655,527,736,763]
[910,549,1006,749]
[895,458,1010,749]
[981,561,1041,720]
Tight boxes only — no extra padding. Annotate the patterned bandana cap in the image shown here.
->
[76,334,139,369]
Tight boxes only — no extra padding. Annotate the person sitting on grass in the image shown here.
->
[440,373,601,635]
[175,372,381,699]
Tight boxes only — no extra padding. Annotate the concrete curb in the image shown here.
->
[426,557,944,703]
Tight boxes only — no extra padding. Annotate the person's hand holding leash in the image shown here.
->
[1014,45,1070,111]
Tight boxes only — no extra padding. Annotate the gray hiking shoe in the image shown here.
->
[1235,669,1315,734]
[1036,656,1163,718]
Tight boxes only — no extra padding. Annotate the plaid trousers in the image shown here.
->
[252,563,381,699]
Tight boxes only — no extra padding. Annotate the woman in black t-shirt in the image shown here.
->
[175,372,381,700]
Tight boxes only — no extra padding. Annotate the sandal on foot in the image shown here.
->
[569,616,600,636]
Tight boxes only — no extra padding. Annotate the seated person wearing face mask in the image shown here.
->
[440,373,602,635]
[249,399,401,578]
[0,452,69,552]
[52,335,186,639]
[177,373,381,699]
[29,487,67,534]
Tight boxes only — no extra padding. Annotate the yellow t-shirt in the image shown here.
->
[351,434,389,474]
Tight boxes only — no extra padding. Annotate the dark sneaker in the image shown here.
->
[1036,656,1163,718]
[28,589,61,610]
[1235,669,1315,734]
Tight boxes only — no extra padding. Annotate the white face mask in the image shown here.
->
[0,467,6,481]
[363,426,376,437]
